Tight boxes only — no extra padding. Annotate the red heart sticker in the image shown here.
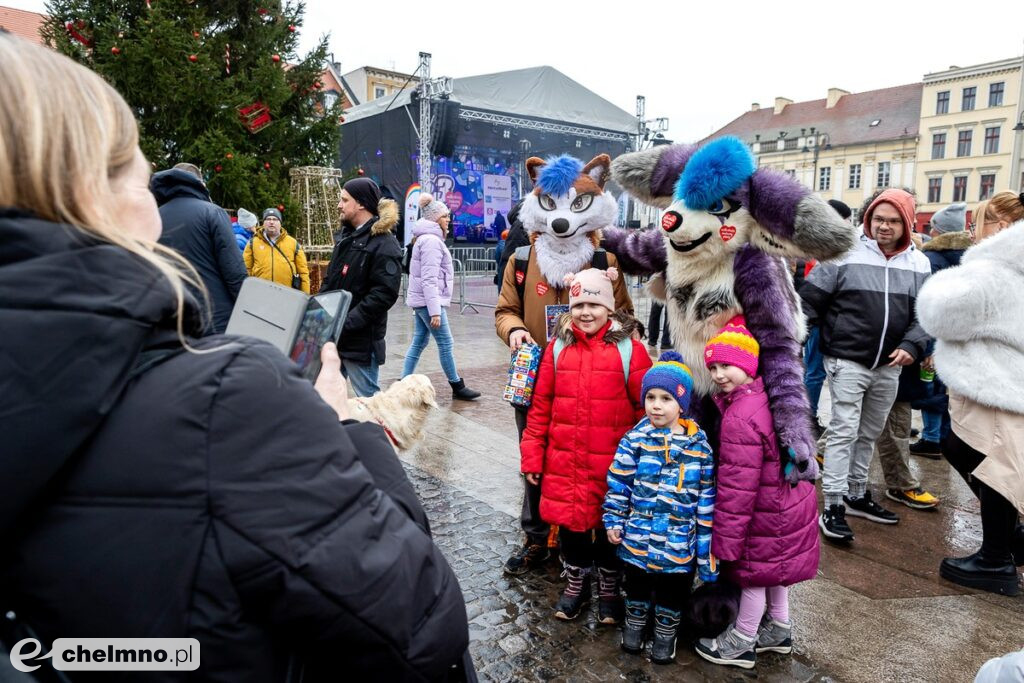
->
[515,270,525,285]
[570,282,581,297]
[705,348,714,358]
[719,225,737,242]
[536,282,549,296]
[676,384,686,398]
[661,212,680,232]
[342,264,349,276]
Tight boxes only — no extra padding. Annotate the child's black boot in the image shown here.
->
[554,564,590,620]
[650,605,681,664]
[596,567,623,624]
[621,599,649,654]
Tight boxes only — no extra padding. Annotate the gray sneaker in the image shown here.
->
[694,624,756,669]
[755,616,792,654]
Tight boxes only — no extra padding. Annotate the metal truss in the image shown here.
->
[458,109,629,143]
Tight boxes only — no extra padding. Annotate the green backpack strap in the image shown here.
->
[551,335,632,385]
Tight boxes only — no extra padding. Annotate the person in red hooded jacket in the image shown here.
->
[520,267,651,625]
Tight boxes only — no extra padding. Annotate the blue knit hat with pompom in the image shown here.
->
[641,350,694,413]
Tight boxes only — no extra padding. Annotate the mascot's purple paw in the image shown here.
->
[784,442,819,485]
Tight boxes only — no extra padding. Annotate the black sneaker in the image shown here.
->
[503,542,550,576]
[844,491,899,525]
[909,439,942,459]
[819,503,854,542]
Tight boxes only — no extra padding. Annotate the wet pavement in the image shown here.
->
[376,288,1023,682]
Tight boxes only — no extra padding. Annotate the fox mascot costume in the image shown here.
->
[603,136,857,482]
[496,153,633,348]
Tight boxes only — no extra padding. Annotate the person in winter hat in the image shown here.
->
[521,266,652,625]
[232,207,258,251]
[931,202,967,235]
[694,316,819,670]
[402,194,480,400]
[604,350,716,664]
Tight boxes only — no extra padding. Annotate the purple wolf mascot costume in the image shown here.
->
[604,136,856,483]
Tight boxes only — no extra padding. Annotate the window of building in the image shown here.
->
[931,133,946,159]
[953,176,968,202]
[989,82,1004,107]
[962,87,976,111]
[877,161,891,188]
[936,91,950,114]
[323,92,338,109]
[784,169,795,177]
[818,167,831,191]
[980,173,996,200]
[374,86,386,99]
[957,130,972,157]
[928,177,942,203]
[848,164,861,189]
[984,126,1000,154]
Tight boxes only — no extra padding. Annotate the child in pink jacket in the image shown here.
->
[694,316,819,670]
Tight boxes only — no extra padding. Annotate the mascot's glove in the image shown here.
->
[783,444,819,486]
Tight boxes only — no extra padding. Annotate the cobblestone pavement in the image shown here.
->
[376,297,1023,682]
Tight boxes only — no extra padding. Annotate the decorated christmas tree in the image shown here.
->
[40,0,340,215]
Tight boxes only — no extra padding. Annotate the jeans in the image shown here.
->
[821,356,901,507]
[342,354,380,397]
[515,405,550,545]
[735,586,790,638]
[623,564,694,612]
[921,409,950,443]
[803,326,826,419]
[402,307,460,382]
[874,401,920,491]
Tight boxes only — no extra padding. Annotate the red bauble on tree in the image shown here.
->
[264,162,271,170]
[277,204,284,212]
[188,54,198,62]
[271,54,281,63]
[214,165,223,172]
[357,168,365,176]
[225,153,233,159]
[288,24,296,32]
[110,46,121,55]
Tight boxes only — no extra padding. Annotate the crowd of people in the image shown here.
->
[2,26,1023,681]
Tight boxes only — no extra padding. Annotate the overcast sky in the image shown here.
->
[11,0,1024,141]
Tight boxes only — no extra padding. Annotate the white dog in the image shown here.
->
[347,374,437,451]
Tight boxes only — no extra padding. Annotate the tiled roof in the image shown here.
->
[0,6,46,45]
[708,82,923,148]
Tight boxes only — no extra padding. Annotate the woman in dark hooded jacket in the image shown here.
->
[0,33,471,682]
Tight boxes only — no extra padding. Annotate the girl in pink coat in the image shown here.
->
[694,316,819,670]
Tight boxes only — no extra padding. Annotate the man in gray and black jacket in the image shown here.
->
[800,188,932,543]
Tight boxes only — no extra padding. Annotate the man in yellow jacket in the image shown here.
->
[243,208,310,294]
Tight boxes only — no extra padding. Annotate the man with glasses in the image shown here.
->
[800,189,933,543]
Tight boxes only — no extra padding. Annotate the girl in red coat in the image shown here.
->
[694,316,819,670]
[521,267,651,623]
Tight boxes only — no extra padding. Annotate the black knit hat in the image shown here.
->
[343,177,382,213]
[827,199,852,220]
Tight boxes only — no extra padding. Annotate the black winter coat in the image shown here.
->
[495,200,529,286]
[921,230,972,274]
[321,199,403,364]
[152,169,248,334]
[0,210,469,682]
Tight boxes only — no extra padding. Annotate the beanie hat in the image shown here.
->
[563,267,618,312]
[237,208,258,230]
[704,315,759,378]
[828,199,852,220]
[642,351,694,413]
[262,207,283,222]
[931,202,967,234]
[342,177,382,212]
[418,193,449,222]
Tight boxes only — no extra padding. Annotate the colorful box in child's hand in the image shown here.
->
[505,342,541,408]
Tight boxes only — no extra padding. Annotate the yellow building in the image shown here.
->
[339,66,420,105]
[913,57,1024,225]
[710,84,922,223]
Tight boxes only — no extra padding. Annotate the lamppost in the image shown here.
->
[801,126,831,193]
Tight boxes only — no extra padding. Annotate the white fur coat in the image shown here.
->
[917,220,1024,414]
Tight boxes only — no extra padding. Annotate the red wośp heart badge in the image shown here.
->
[719,225,737,242]
[536,282,549,296]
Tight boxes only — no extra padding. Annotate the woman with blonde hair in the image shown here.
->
[918,190,1024,596]
[0,32,470,681]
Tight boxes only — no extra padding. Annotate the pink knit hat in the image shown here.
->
[704,315,759,378]
[563,267,618,311]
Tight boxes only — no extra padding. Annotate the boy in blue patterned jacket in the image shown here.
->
[603,351,717,665]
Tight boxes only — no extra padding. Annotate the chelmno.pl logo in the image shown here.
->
[9,638,199,672]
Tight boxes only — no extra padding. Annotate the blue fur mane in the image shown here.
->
[537,155,584,197]
[675,137,755,211]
